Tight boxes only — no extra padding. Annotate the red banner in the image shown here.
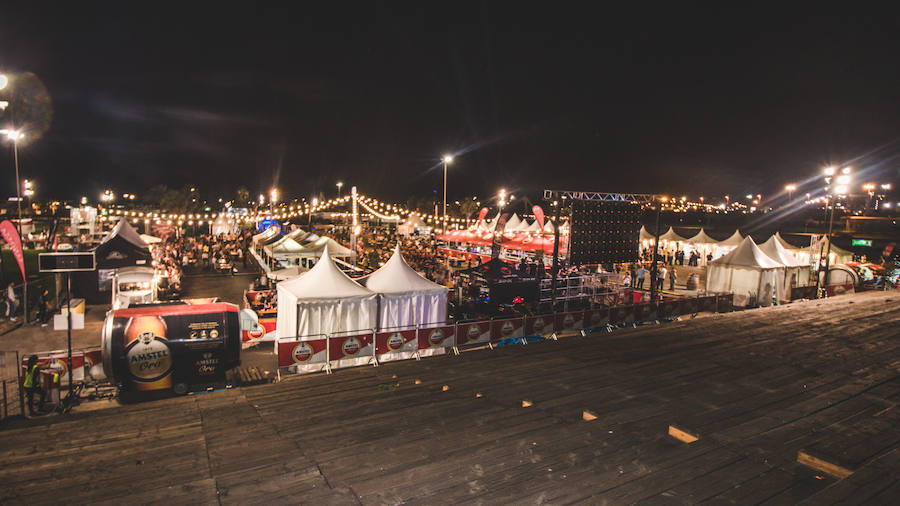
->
[277,338,328,367]
[532,205,545,230]
[477,207,489,223]
[456,321,491,346]
[824,284,854,297]
[0,220,25,281]
[582,308,610,329]
[490,318,524,341]
[375,329,417,355]
[21,351,85,385]
[524,315,553,336]
[554,311,584,332]
[328,333,374,361]
[609,306,634,325]
[418,325,456,349]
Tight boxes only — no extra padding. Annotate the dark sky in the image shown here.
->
[1,2,899,205]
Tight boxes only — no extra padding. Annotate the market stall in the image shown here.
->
[759,234,812,301]
[362,245,448,329]
[706,236,785,307]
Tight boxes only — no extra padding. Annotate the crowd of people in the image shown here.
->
[356,228,452,285]
[150,230,255,296]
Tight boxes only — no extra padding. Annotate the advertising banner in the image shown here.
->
[490,318,524,341]
[456,321,491,346]
[0,220,25,281]
[375,329,418,356]
[634,303,658,321]
[657,300,682,318]
[554,311,584,332]
[609,305,634,325]
[698,296,718,313]
[824,284,854,297]
[328,333,374,362]
[681,298,699,315]
[417,325,455,350]
[83,349,105,380]
[524,315,553,336]
[716,294,734,312]
[277,338,328,368]
[22,351,85,385]
[582,308,610,329]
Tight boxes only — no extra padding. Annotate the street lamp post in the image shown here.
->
[785,184,796,203]
[1,129,27,322]
[441,155,453,226]
[819,167,851,293]
[336,181,343,199]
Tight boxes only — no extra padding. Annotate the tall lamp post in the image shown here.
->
[785,184,796,203]
[819,166,851,294]
[1,128,27,322]
[441,155,453,226]
[336,181,344,199]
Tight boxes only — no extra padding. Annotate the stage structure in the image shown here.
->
[543,190,654,306]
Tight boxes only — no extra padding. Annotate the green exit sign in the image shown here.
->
[851,239,872,247]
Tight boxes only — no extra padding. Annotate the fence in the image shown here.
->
[274,294,735,379]
[0,350,22,421]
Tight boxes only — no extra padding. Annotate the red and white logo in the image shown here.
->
[292,342,313,363]
[342,337,361,356]
[533,317,546,334]
[501,320,515,337]
[387,333,405,351]
[428,329,445,347]
[248,326,264,339]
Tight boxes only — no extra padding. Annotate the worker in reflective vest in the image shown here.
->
[23,355,47,417]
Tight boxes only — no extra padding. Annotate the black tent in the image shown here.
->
[74,218,152,303]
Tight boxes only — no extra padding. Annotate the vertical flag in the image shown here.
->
[0,220,25,281]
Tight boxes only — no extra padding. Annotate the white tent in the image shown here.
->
[300,236,354,258]
[525,220,543,233]
[685,229,717,246]
[543,220,555,234]
[659,227,687,243]
[398,214,428,235]
[363,245,448,331]
[276,250,377,372]
[512,218,532,232]
[252,225,280,247]
[706,236,785,307]
[760,235,812,301]
[717,230,744,248]
[139,233,162,245]
[814,237,854,266]
[211,217,238,236]
[504,214,522,232]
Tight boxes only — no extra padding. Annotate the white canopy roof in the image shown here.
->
[773,231,805,251]
[252,225,280,245]
[405,213,427,228]
[139,233,162,245]
[504,214,522,232]
[543,220,554,234]
[639,225,656,242]
[685,229,717,245]
[760,236,805,267]
[709,236,784,269]
[301,236,354,257]
[659,227,688,243]
[364,245,448,295]
[278,249,372,300]
[512,218,532,232]
[103,218,148,249]
[267,238,307,255]
[525,220,543,233]
[718,230,745,247]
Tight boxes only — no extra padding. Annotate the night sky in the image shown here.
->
[1,3,899,204]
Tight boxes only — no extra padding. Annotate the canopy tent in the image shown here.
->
[543,220,555,234]
[717,230,745,248]
[525,220,543,233]
[706,236,785,307]
[299,236,354,258]
[211,217,238,236]
[265,238,307,257]
[760,235,812,300]
[659,227,688,244]
[276,249,377,337]
[398,213,428,235]
[139,233,162,245]
[252,225,280,247]
[268,228,311,248]
[512,218,532,232]
[639,225,656,243]
[503,214,522,232]
[685,229,717,245]
[268,266,303,281]
[815,237,854,266]
[362,245,448,330]
[74,218,153,304]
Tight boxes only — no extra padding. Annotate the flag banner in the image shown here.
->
[0,220,25,281]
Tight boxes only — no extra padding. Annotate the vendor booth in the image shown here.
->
[684,229,718,265]
[362,245,448,330]
[706,236,785,307]
[760,235,812,301]
[73,218,152,304]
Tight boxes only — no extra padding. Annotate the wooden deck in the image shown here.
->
[1,291,898,504]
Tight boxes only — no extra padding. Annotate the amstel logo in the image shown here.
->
[465,324,481,344]
[292,342,313,363]
[248,326,264,339]
[342,337,361,356]
[563,313,575,328]
[532,317,546,334]
[387,333,405,352]
[126,332,172,382]
[501,320,515,336]
[428,328,445,347]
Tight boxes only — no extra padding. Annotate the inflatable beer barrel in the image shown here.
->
[102,302,241,395]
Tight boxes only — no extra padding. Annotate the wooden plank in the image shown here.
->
[796,451,854,479]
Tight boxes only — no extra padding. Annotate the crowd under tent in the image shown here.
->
[682,229,719,265]
[211,217,238,236]
[276,250,377,370]
[363,245,448,330]
[706,236,785,308]
[759,235,812,301]
[657,227,688,251]
[397,213,428,235]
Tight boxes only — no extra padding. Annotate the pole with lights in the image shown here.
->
[1,128,28,322]
[336,181,344,199]
[441,154,453,226]
[818,166,851,294]
[785,184,796,203]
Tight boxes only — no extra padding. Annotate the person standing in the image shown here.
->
[23,355,47,417]
[5,282,18,322]
[669,268,677,291]
[657,264,667,292]
[635,265,647,290]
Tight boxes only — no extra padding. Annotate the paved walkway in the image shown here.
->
[0,290,897,504]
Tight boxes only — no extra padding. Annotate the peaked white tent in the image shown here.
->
[685,229,717,245]
[398,214,428,235]
[512,218,532,232]
[639,225,656,244]
[814,237,854,266]
[760,235,812,300]
[276,249,377,337]
[504,214,522,232]
[363,245,448,333]
[717,230,744,248]
[525,220,543,233]
[659,227,687,243]
[139,233,162,245]
[683,229,718,265]
[543,220,555,234]
[252,226,280,247]
[706,236,785,307]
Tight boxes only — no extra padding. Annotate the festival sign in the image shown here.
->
[277,338,328,367]
[328,333,374,361]
[553,311,584,332]
[608,305,634,325]
[0,220,26,281]
[417,325,456,350]
[582,308,610,329]
[375,329,418,356]
[490,318,524,341]
[524,315,553,336]
[456,321,491,346]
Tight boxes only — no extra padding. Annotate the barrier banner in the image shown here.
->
[490,318,524,341]
[699,296,718,313]
[375,329,418,355]
[716,294,734,312]
[418,325,455,349]
[657,300,681,318]
[524,315,553,336]
[554,311,584,332]
[83,349,105,380]
[22,351,85,385]
[633,303,657,321]
[456,321,491,346]
[609,305,634,325]
[825,284,854,297]
[790,285,817,300]
[682,298,699,314]
[328,333,374,361]
[277,338,328,367]
[582,308,610,329]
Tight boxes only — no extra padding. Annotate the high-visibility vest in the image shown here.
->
[24,365,39,388]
